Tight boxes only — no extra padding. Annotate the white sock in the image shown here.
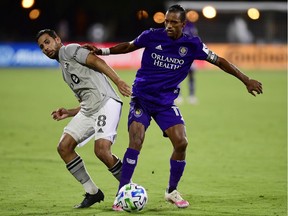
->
[83,179,99,195]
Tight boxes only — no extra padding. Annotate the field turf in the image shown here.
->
[0,68,286,216]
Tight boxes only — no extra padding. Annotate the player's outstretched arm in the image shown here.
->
[85,53,131,97]
[51,107,80,121]
[82,42,139,55]
[109,42,139,54]
[213,56,263,96]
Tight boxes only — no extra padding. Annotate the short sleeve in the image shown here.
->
[133,29,151,48]
[191,37,213,61]
[64,44,90,64]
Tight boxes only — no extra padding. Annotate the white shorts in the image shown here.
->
[63,98,122,147]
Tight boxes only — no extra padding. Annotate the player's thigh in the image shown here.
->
[154,105,185,135]
[63,111,95,144]
[128,100,151,130]
[165,124,188,148]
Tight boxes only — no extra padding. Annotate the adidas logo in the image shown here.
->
[155,45,162,50]
[97,128,104,133]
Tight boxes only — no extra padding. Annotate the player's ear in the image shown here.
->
[55,36,62,44]
[182,20,187,28]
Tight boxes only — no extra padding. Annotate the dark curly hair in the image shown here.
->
[36,29,58,41]
[167,5,186,22]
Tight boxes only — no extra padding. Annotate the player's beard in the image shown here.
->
[47,49,59,60]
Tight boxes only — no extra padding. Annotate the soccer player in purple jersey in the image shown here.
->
[85,4,263,210]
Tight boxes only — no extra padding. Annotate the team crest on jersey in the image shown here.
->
[179,47,188,57]
[134,108,143,118]
[71,74,80,84]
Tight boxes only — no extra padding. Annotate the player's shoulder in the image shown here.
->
[63,43,80,53]
[136,28,165,42]
[182,34,203,44]
[142,27,165,36]
[60,43,82,59]
[150,28,166,34]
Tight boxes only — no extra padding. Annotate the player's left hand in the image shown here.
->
[246,79,263,96]
[51,108,69,121]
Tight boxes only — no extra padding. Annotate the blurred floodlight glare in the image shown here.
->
[153,12,165,23]
[186,10,199,22]
[29,9,40,20]
[22,0,34,9]
[136,10,149,20]
[202,6,217,19]
[248,8,260,20]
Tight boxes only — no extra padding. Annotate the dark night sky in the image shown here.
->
[0,0,286,42]
[0,0,165,42]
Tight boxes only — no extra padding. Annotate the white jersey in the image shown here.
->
[58,44,122,116]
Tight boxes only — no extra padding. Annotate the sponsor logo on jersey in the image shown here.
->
[151,53,184,70]
[71,74,80,84]
[179,46,188,57]
[97,128,104,133]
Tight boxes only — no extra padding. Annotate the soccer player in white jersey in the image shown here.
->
[36,29,131,209]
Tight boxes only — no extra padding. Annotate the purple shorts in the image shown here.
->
[128,98,185,136]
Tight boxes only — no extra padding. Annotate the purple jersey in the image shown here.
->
[183,22,198,37]
[132,28,209,106]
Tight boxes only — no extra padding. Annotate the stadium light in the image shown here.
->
[136,10,149,20]
[247,8,260,20]
[186,10,199,22]
[29,9,40,20]
[21,0,34,9]
[202,6,217,19]
[153,12,165,24]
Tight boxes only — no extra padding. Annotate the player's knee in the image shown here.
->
[57,141,74,157]
[174,138,188,153]
[129,138,143,151]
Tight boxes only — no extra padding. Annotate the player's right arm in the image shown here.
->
[82,41,139,55]
[51,107,80,121]
[108,41,139,54]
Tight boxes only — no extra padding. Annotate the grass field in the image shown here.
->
[0,68,286,216]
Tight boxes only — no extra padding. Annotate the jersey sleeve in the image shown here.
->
[193,37,218,63]
[203,43,218,64]
[64,44,90,64]
[133,29,151,48]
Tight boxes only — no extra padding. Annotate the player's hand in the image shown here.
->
[246,79,263,96]
[51,108,69,121]
[116,79,132,97]
[81,44,102,55]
